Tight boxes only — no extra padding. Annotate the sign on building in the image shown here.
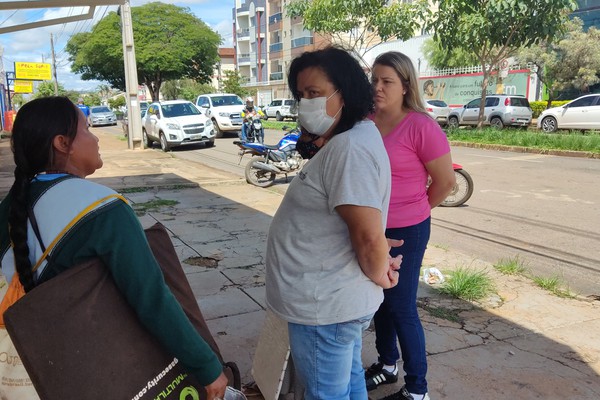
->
[419,69,530,107]
[14,62,52,80]
[14,80,34,93]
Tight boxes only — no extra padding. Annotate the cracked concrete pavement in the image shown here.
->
[1,130,599,399]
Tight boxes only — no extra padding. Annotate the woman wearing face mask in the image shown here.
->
[364,52,456,400]
[265,47,401,400]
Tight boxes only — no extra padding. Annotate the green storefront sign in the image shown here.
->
[419,70,530,106]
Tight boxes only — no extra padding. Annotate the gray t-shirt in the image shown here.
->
[266,120,391,325]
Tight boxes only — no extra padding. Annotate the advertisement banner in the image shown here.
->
[14,80,33,94]
[14,62,51,80]
[419,70,530,107]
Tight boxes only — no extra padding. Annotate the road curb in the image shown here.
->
[449,141,600,159]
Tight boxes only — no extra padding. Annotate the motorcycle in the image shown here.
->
[439,163,474,207]
[234,127,303,188]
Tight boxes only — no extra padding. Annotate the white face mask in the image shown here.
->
[298,90,342,136]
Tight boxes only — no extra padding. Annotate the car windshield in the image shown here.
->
[427,100,448,107]
[161,103,201,118]
[211,96,243,106]
[91,106,111,113]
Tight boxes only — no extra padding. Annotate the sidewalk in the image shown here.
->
[1,131,599,399]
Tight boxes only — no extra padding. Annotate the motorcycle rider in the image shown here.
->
[241,97,265,143]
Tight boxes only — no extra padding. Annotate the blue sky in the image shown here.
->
[0,1,234,92]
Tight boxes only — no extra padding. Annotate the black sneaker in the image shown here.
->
[365,362,398,391]
[379,385,414,400]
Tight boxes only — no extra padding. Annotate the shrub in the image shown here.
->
[530,100,571,118]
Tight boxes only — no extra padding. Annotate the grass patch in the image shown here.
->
[439,267,495,301]
[262,120,298,131]
[531,274,575,298]
[494,256,527,275]
[132,199,178,214]
[419,304,462,323]
[445,127,600,154]
[120,187,149,194]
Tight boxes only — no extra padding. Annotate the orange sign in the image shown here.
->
[14,62,52,80]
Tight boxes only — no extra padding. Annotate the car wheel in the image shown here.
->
[447,116,459,129]
[142,129,153,148]
[213,119,224,138]
[205,140,215,148]
[490,117,504,129]
[159,132,170,152]
[541,116,558,133]
[263,114,269,121]
[276,111,283,121]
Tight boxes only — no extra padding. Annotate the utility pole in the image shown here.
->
[50,33,58,95]
[120,0,142,150]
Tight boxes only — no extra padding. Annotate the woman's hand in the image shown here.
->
[204,371,228,400]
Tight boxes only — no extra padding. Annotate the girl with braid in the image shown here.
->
[0,96,227,400]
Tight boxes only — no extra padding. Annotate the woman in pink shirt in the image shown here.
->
[365,52,456,400]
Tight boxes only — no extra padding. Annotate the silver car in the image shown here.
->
[425,99,451,126]
[448,95,532,129]
[88,106,117,127]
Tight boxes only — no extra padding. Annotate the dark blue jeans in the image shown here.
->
[373,217,431,395]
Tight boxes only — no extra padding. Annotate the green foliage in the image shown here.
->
[531,275,575,298]
[11,94,25,108]
[439,267,495,301]
[422,37,479,69]
[494,256,527,275]
[286,0,430,58]
[84,93,102,106]
[161,79,215,101]
[529,100,570,118]
[66,2,222,102]
[33,81,65,98]
[445,127,600,153]
[108,96,126,110]
[221,70,249,98]
[517,18,600,102]
[429,0,577,126]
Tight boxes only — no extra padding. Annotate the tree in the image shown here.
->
[161,79,215,101]
[421,37,479,69]
[221,70,249,99]
[97,84,112,104]
[34,81,65,98]
[108,95,126,110]
[66,2,221,102]
[429,0,577,127]
[286,0,430,64]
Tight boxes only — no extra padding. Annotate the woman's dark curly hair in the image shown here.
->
[288,46,374,135]
[9,96,79,291]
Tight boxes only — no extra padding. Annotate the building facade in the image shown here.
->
[233,0,330,106]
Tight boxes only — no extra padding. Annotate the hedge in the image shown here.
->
[530,100,571,118]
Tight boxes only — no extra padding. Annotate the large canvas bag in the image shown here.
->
[4,222,239,400]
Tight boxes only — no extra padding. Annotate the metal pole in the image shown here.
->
[120,0,142,149]
[51,33,59,95]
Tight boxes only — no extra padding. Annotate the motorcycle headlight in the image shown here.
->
[166,122,180,130]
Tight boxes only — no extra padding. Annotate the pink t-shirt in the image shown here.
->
[381,111,451,228]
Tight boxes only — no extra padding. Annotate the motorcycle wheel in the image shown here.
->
[245,157,276,188]
[440,169,473,207]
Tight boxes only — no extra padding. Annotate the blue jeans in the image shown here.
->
[288,315,373,400]
[241,123,264,143]
[373,217,431,395]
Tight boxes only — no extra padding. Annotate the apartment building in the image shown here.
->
[233,0,329,106]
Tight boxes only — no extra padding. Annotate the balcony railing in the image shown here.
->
[291,36,313,48]
[238,53,251,63]
[269,42,283,52]
[237,28,250,38]
[269,12,282,25]
[270,72,283,81]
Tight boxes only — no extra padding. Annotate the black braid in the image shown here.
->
[7,96,79,292]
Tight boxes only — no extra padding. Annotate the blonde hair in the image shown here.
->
[373,51,429,116]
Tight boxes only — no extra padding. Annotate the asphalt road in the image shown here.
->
[110,125,600,297]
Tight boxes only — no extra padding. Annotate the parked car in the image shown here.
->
[195,93,244,137]
[139,101,149,118]
[263,99,298,121]
[142,100,215,152]
[87,106,117,127]
[425,99,451,126]
[537,94,600,133]
[447,95,532,129]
